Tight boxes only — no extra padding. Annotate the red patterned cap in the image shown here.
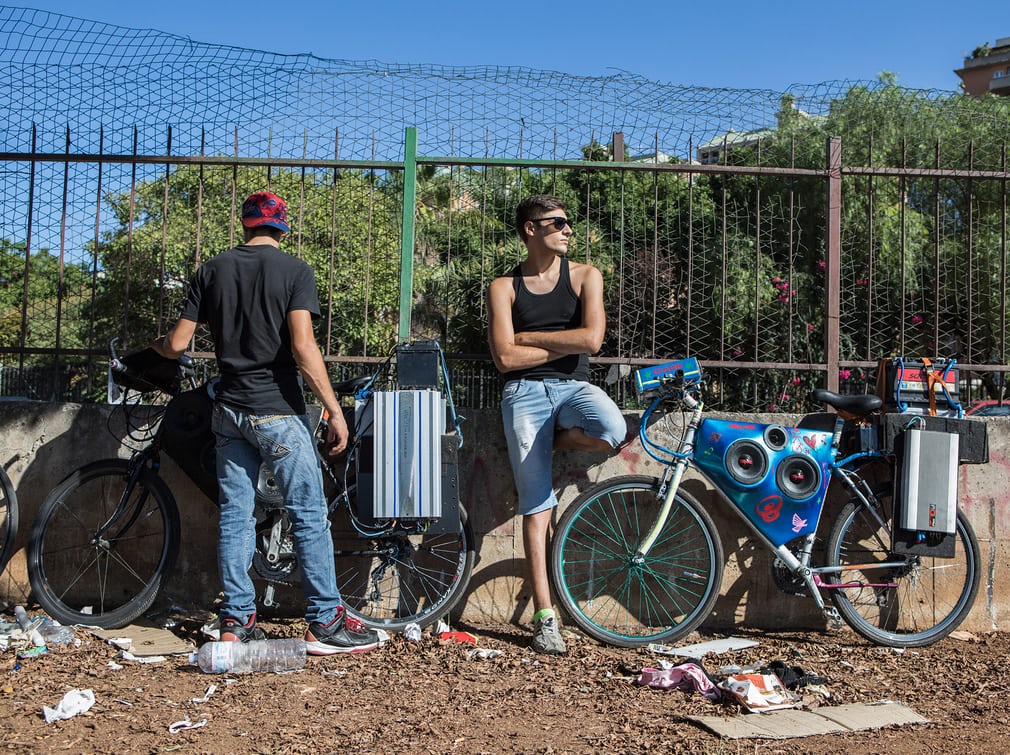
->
[241,192,290,233]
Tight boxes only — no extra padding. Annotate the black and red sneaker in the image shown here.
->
[219,614,267,643]
[305,607,379,654]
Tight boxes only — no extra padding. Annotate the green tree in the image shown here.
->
[0,238,91,358]
[91,164,403,357]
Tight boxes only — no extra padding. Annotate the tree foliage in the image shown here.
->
[92,165,403,357]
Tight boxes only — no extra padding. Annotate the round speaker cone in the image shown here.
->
[763,425,788,451]
[726,439,769,485]
[775,455,821,500]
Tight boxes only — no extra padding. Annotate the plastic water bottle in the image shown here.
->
[191,639,307,674]
[13,605,33,632]
[13,605,46,648]
[38,619,76,647]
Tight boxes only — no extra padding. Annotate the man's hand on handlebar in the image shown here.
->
[151,319,197,360]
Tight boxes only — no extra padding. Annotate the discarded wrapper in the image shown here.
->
[169,717,207,734]
[43,689,96,723]
[467,648,503,660]
[404,623,422,642]
[718,673,801,712]
[438,631,477,644]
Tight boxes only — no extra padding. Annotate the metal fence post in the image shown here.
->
[398,126,418,342]
[826,136,842,392]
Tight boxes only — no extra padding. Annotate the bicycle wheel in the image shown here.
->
[551,475,723,648]
[825,488,981,647]
[0,466,17,576]
[28,459,181,628]
[330,497,475,632]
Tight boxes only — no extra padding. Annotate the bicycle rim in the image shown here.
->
[826,494,981,647]
[28,460,180,628]
[552,476,723,648]
[331,503,474,632]
[0,466,17,576]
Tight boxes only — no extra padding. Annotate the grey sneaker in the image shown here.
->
[531,614,567,655]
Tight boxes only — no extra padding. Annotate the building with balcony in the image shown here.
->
[955,37,1010,96]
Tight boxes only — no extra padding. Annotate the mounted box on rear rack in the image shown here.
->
[877,357,962,417]
[877,413,988,464]
[891,426,959,558]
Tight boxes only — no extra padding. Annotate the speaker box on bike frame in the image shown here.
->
[692,418,834,547]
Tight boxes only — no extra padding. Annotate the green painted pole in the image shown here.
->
[398,127,418,342]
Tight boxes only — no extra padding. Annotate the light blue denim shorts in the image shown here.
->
[500,378,626,515]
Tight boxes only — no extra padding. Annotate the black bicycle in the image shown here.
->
[27,340,475,631]
[0,462,17,579]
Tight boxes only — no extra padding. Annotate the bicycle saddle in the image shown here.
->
[810,388,882,418]
[333,375,372,398]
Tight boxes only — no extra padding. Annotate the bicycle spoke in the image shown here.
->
[29,460,179,629]
[827,492,980,647]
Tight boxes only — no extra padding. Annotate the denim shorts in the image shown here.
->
[500,378,626,515]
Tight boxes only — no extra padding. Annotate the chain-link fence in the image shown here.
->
[2,7,1010,412]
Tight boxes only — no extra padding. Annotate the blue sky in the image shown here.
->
[10,0,1007,92]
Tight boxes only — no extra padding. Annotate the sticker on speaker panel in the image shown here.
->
[795,433,827,451]
[756,495,782,523]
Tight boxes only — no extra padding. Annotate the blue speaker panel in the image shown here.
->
[693,418,835,546]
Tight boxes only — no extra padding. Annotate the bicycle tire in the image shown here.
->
[0,465,17,576]
[825,488,981,648]
[330,498,475,632]
[28,459,181,629]
[551,475,724,648]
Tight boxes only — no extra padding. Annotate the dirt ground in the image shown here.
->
[3,607,1010,755]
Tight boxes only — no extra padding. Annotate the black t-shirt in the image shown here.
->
[179,244,319,414]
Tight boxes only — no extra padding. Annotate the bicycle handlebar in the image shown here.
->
[108,337,196,395]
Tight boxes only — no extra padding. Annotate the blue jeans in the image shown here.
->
[211,403,340,626]
[501,378,626,515]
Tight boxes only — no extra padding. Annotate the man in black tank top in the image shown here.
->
[488,194,627,655]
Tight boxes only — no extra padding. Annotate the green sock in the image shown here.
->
[533,608,555,624]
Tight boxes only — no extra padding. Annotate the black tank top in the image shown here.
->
[507,256,590,381]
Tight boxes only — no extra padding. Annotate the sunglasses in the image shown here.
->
[531,216,575,231]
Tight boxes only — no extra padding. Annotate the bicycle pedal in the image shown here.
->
[823,607,844,629]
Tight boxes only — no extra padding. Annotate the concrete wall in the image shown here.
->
[2,400,1008,635]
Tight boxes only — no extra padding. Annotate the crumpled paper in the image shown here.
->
[43,689,96,723]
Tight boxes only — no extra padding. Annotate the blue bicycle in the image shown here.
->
[551,358,982,648]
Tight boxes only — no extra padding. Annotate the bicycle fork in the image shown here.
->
[93,454,155,548]
[634,393,702,562]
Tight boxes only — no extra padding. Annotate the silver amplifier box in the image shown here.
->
[897,427,958,535]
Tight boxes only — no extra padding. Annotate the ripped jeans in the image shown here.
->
[212,403,341,626]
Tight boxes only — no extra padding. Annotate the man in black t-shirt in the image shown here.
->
[153,192,379,654]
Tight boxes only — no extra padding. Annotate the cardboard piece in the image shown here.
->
[690,701,928,740]
[89,624,194,656]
